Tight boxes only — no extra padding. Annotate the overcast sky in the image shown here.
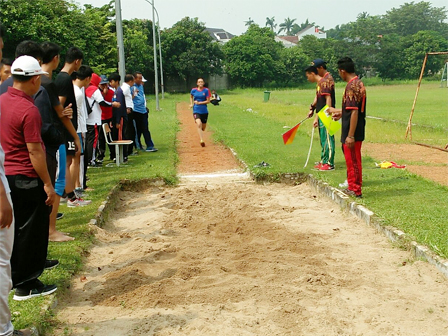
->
[75,0,448,35]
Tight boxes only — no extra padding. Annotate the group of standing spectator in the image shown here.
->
[0,23,157,336]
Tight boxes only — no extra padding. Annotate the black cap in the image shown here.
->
[312,58,326,68]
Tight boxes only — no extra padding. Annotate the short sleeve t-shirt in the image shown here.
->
[54,71,78,138]
[341,76,366,143]
[41,75,64,134]
[190,87,210,114]
[0,87,44,178]
[74,85,87,133]
[86,88,104,126]
[316,72,336,112]
[132,83,147,113]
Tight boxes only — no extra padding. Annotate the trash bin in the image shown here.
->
[263,91,271,102]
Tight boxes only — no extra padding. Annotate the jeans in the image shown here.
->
[132,111,154,149]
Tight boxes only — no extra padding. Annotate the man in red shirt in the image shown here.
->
[330,57,366,198]
[0,55,57,301]
[98,75,114,162]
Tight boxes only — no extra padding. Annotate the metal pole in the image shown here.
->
[151,0,160,110]
[115,0,126,82]
[155,8,165,99]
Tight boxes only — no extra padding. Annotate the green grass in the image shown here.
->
[206,85,448,258]
[9,95,179,332]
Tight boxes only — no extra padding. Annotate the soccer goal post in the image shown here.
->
[405,51,448,141]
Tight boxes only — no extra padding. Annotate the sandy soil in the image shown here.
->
[363,143,448,186]
[53,104,448,335]
[54,183,448,336]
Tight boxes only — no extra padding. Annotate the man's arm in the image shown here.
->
[0,180,12,229]
[27,142,55,206]
[308,96,318,118]
[189,95,194,109]
[345,110,358,149]
[54,103,81,153]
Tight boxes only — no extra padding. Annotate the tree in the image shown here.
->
[278,17,297,36]
[385,1,448,36]
[161,17,223,85]
[280,47,310,85]
[245,17,255,27]
[265,17,277,32]
[223,25,284,87]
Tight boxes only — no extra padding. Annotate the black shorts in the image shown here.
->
[193,113,208,124]
[46,153,57,187]
[65,139,76,156]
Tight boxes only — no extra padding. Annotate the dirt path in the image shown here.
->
[363,143,448,186]
[53,104,448,335]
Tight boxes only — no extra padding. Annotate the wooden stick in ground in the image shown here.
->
[406,53,428,140]
[414,142,448,153]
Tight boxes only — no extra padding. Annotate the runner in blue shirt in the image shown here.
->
[189,78,211,147]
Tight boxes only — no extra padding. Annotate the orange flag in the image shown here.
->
[282,117,309,145]
[282,123,301,145]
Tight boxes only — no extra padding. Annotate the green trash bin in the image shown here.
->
[263,91,271,102]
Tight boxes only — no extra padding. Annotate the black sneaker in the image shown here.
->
[13,329,32,336]
[44,259,59,270]
[13,280,57,301]
[56,212,64,220]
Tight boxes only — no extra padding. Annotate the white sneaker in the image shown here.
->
[67,198,91,207]
[339,180,348,188]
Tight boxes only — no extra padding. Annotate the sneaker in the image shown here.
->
[67,198,91,207]
[129,151,138,156]
[314,162,323,169]
[13,280,57,301]
[13,329,32,336]
[145,147,158,152]
[56,212,64,220]
[200,141,205,147]
[44,259,59,270]
[318,163,335,171]
[59,197,68,204]
[343,188,362,198]
[123,157,128,163]
[339,180,348,188]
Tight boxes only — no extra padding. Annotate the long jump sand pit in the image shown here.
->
[54,180,448,335]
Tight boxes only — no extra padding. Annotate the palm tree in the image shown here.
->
[278,17,297,36]
[265,16,277,32]
[245,17,255,27]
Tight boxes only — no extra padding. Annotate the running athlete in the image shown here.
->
[189,78,211,147]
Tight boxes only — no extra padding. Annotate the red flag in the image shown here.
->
[282,123,301,145]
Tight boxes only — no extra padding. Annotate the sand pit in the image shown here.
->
[54,181,448,335]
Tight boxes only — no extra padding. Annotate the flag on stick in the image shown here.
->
[282,116,310,145]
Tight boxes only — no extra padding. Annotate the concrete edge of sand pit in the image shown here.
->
[306,174,448,280]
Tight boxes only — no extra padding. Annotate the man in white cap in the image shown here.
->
[132,71,157,152]
[0,55,57,303]
[0,23,32,336]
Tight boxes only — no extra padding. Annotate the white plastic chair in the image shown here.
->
[102,123,133,166]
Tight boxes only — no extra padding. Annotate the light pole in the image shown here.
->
[145,0,165,99]
[115,0,126,82]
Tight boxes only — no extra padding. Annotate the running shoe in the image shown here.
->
[339,180,348,188]
[343,188,362,198]
[314,162,323,169]
[13,280,57,301]
[44,259,59,270]
[146,147,158,152]
[56,212,64,220]
[200,141,205,147]
[67,198,91,207]
[318,164,334,171]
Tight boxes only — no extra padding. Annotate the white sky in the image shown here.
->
[75,0,448,35]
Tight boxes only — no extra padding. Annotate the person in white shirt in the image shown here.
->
[121,74,137,156]
[72,65,92,195]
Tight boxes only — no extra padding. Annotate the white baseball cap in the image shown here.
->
[142,75,147,82]
[11,55,48,76]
